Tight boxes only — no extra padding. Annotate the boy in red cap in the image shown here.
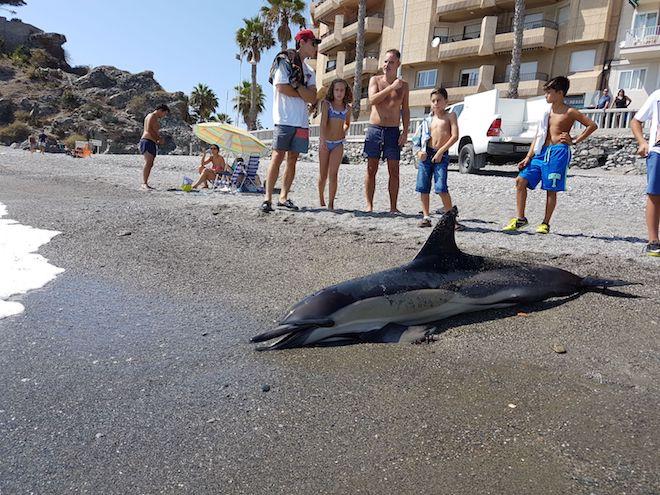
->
[262,29,320,213]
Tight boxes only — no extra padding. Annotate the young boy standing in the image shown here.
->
[503,77,597,234]
[631,89,660,257]
[411,87,461,228]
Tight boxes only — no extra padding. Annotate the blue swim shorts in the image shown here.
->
[139,138,158,156]
[273,125,309,154]
[519,143,572,192]
[363,125,401,161]
[416,147,449,194]
[648,151,660,195]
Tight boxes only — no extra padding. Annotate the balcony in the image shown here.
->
[321,51,379,86]
[620,25,660,61]
[318,15,383,54]
[437,0,559,21]
[436,32,482,61]
[343,52,380,80]
[311,0,384,24]
[493,72,549,98]
[494,20,558,52]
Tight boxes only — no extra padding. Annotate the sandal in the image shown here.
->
[277,199,299,211]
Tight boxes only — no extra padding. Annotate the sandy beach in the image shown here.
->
[0,146,658,494]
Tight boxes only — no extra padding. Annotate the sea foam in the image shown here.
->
[0,202,64,318]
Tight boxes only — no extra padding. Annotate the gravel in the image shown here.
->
[0,146,658,494]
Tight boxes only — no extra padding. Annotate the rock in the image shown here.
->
[589,147,604,156]
[552,343,566,354]
[75,67,116,89]
[0,98,15,125]
[95,432,105,439]
[116,231,131,237]
[261,384,271,392]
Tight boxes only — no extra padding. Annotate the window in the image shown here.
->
[569,49,596,72]
[524,12,543,29]
[505,61,539,80]
[634,11,658,37]
[459,68,479,86]
[416,69,437,88]
[557,6,570,25]
[450,104,464,118]
[463,23,481,39]
[424,106,431,114]
[619,69,646,89]
[326,60,337,72]
[433,26,449,42]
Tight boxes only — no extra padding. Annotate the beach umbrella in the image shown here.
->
[193,122,267,157]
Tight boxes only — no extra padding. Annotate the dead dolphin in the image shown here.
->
[252,207,636,350]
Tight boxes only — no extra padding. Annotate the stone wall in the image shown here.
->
[301,135,646,174]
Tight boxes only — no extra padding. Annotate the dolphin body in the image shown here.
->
[252,207,635,350]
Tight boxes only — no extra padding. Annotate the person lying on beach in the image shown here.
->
[192,145,229,189]
[318,78,352,210]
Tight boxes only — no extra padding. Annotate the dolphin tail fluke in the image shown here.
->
[580,277,641,298]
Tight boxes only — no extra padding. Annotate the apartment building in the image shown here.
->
[310,0,623,119]
[609,0,660,108]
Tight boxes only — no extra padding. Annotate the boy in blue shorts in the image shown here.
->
[631,89,660,257]
[503,76,597,234]
[411,87,463,229]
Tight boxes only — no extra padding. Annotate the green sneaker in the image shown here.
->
[536,223,550,234]
[503,217,528,232]
[646,242,660,257]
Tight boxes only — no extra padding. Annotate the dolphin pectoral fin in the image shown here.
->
[399,324,442,344]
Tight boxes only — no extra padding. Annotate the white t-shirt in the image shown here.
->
[272,59,316,128]
[634,89,660,155]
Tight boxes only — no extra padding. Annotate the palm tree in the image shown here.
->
[233,81,265,128]
[190,83,218,122]
[260,0,307,52]
[507,0,525,99]
[236,16,275,130]
[210,113,233,124]
[351,0,367,120]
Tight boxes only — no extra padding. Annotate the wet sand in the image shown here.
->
[0,149,658,494]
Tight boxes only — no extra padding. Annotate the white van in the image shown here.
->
[446,89,548,173]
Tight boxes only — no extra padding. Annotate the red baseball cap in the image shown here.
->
[295,29,321,44]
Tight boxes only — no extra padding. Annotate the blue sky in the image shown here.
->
[8,0,309,128]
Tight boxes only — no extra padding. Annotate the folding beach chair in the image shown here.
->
[228,158,247,192]
[211,167,233,192]
[240,156,263,193]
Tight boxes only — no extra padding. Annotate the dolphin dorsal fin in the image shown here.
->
[414,206,460,261]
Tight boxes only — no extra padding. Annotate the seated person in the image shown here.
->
[192,145,229,189]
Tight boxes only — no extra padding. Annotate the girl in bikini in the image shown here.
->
[318,78,352,210]
[193,145,230,189]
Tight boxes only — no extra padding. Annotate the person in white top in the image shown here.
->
[261,29,319,213]
[631,89,660,257]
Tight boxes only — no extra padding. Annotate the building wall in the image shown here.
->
[608,0,660,108]
[311,0,627,118]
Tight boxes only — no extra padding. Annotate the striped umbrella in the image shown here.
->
[193,122,267,156]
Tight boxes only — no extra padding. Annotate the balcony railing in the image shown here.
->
[442,76,479,88]
[623,25,660,47]
[345,51,379,65]
[496,19,558,35]
[436,32,481,44]
[493,72,549,84]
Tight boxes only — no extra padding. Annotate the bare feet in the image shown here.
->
[140,184,155,191]
[365,203,373,213]
[389,208,402,215]
[320,201,326,207]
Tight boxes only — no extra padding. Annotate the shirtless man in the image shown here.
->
[363,49,410,213]
[503,76,597,234]
[411,87,462,229]
[138,104,170,190]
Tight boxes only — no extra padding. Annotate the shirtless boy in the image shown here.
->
[503,77,597,234]
[411,87,462,228]
[363,49,410,213]
[138,104,170,190]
